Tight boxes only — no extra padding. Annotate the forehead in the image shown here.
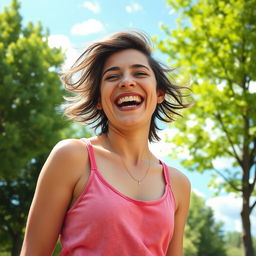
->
[103,49,150,70]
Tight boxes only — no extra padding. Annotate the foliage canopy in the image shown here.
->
[0,1,70,254]
[155,0,256,255]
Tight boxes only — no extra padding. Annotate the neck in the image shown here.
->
[103,126,150,165]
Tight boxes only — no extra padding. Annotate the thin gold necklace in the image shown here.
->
[107,137,151,185]
[119,153,151,185]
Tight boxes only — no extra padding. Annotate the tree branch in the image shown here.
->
[250,199,256,214]
[249,138,256,166]
[214,112,243,167]
[213,168,242,192]
[224,148,236,158]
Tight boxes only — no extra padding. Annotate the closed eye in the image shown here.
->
[135,72,148,77]
[105,74,120,80]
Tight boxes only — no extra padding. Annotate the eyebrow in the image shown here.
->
[102,64,150,76]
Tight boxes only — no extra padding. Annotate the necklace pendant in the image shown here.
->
[138,181,141,185]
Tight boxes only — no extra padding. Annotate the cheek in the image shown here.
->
[100,82,114,95]
[99,84,114,110]
[147,79,158,98]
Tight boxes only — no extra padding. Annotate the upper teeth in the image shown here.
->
[117,96,141,105]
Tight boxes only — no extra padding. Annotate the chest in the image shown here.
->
[96,153,166,202]
[71,146,169,210]
[62,170,176,255]
[66,169,175,236]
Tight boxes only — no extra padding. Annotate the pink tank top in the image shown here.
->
[60,139,176,256]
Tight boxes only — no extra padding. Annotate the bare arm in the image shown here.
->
[166,168,191,256]
[20,139,88,256]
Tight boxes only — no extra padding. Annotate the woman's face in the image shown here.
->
[99,49,164,131]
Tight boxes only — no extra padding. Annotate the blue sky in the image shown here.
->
[1,0,255,235]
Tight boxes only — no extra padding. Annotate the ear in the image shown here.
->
[157,89,165,104]
[97,98,102,109]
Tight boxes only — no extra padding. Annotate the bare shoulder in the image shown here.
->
[33,138,90,213]
[167,166,191,210]
[20,139,90,255]
[52,138,88,160]
[167,166,190,189]
[39,138,89,187]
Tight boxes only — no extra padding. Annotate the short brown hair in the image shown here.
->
[61,31,190,142]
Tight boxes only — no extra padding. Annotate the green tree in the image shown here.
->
[0,1,71,255]
[155,0,256,255]
[225,231,256,256]
[225,231,243,256]
[184,192,227,256]
[183,223,199,256]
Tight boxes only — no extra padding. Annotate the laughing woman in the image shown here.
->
[21,31,191,256]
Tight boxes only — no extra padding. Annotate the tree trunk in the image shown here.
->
[241,190,254,256]
[241,111,254,256]
[11,233,22,256]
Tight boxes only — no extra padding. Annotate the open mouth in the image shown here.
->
[115,95,143,108]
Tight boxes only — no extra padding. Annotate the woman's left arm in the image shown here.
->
[166,168,191,256]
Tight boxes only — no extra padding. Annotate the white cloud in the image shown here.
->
[149,128,178,159]
[212,157,234,169]
[168,9,175,15]
[149,127,192,160]
[125,2,143,13]
[206,194,256,235]
[83,1,100,13]
[249,81,256,93]
[48,34,71,49]
[193,188,206,198]
[48,34,79,69]
[71,19,104,36]
[158,21,164,28]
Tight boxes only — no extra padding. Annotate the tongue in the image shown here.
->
[119,101,138,107]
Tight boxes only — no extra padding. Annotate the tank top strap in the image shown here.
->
[81,138,97,171]
[160,160,170,186]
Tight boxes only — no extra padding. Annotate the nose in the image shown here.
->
[119,74,136,88]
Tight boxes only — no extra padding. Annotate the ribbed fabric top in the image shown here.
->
[60,139,176,256]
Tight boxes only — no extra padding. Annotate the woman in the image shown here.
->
[21,31,191,256]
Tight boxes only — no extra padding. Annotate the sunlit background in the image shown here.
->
[0,0,255,255]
